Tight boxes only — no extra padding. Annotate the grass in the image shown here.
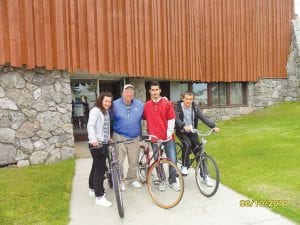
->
[203,102,300,224]
[0,159,75,225]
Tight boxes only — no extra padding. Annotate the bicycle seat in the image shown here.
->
[141,135,151,142]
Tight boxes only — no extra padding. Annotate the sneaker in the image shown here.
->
[130,180,142,188]
[95,196,112,207]
[181,166,189,175]
[203,176,213,187]
[158,182,166,191]
[169,182,180,192]
[89,189,95,197]
[120,181,126,191]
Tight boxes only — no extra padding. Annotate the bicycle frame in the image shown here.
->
[140,135,170,174]
[178,128,214,167]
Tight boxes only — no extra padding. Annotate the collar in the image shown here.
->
[121,97,133,105]
[151,97,162,103]
[181,102,192,110]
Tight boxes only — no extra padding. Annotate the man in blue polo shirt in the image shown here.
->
[112,84,144,191]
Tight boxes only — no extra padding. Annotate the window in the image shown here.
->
[192,83,208,105]
[192,82,247,107]
[230,83,244,105]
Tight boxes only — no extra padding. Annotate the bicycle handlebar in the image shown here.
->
[141,134,170,143]
[191,128,215,137]
[89,139,134,148]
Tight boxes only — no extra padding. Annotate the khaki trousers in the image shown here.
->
[113,133,141,182]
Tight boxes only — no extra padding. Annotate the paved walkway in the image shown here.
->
[69,142,295,225]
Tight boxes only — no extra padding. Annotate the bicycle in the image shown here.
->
[175,128,219,197]
[138,135,184,209]
[104,139,133,218]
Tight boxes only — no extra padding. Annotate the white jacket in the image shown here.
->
[87,107,109,143]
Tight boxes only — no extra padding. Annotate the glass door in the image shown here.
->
[71,80,97,141]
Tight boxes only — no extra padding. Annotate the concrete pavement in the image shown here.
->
[69,143,296,225]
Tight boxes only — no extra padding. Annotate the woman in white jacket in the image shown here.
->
[87,92,113,207]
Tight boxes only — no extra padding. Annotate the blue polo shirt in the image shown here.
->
[112,98,144,138]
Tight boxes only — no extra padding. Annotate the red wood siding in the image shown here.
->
[0,0,293,82]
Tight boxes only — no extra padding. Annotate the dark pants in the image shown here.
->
[176,132,202,167]
[88,145,108,197]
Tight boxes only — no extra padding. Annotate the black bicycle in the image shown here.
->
[104,139,133,218]
[176,128,219,197]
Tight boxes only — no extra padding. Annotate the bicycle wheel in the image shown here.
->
[195,153,219,197]
[137,151,147,183]
[147,159,184,209]
[112,166,124,218]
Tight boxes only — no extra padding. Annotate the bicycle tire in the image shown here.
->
[146,159,184,209]
[195,153,219,197]
[112,166,124,218]
[137,151,147,183]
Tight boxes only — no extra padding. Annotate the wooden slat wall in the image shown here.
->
[0,0,293,82]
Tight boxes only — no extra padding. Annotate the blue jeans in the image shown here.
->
[151,140,177,184]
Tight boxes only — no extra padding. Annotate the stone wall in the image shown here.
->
[0,66,74,167]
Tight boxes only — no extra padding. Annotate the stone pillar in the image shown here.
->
[0,66,74,167]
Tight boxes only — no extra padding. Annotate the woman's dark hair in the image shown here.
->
[149,81,160,89]
[94,92,113,114]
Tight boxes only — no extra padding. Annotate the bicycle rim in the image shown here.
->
[112,166,124,217]
[147,159,184,209]
[195,154,219,197]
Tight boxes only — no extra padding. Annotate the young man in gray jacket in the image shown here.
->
[175,91,219,183]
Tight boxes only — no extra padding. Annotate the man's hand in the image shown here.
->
[213,127,220,132]
[184,125,193,132]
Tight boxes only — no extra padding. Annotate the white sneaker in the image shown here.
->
[120,181,126,191]
[95,196,112,207]
[89,189,95,197]
[158,182,166,191]
[203,176,213,187]
[169,182,180,192]
[181,166,189,175]
[130,180,142,188]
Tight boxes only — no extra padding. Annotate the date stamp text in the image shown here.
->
[240,199,288,208]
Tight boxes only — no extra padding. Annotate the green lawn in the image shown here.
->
[204,102,300,224]
[0,159,75,225]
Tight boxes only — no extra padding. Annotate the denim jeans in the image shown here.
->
[151,140,177,184]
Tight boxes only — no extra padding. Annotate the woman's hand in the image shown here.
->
[91,141,100,147]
